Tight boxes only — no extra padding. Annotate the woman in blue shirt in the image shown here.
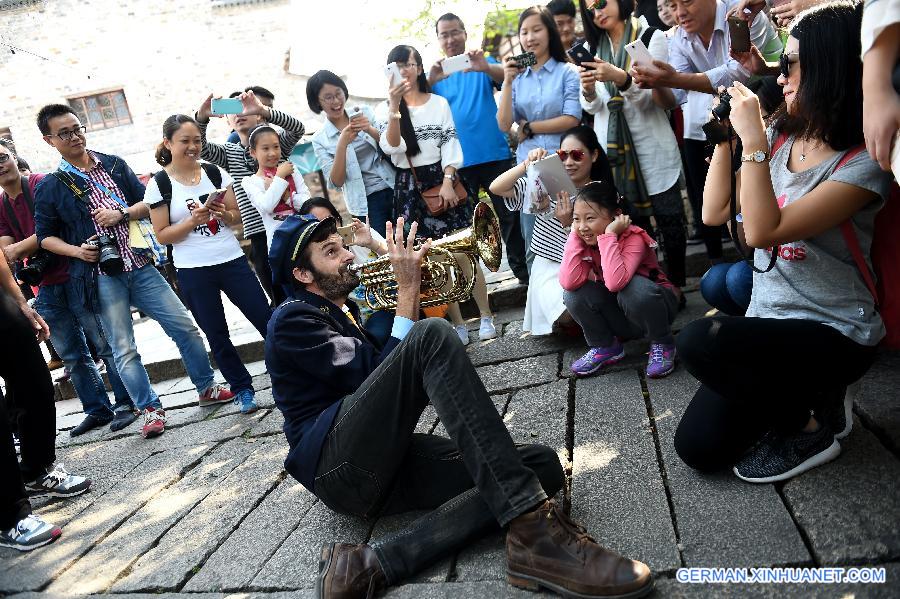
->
[497,5,582,272]
[308,70,395,238]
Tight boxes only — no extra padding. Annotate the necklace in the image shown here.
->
[170,165,200,186]
[799,139,820,162]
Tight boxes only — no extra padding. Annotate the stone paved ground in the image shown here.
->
[3,285,899,598]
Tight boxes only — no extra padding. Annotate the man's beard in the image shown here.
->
[311,263,361,302]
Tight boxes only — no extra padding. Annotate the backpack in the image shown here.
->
[153,162,223,203]
[771,133,899,349]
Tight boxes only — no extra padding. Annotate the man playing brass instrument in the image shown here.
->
[265,214,653,599]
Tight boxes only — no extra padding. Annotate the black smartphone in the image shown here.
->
[511,51,537,68]
[567,45,594,68]
[727,16,751,53]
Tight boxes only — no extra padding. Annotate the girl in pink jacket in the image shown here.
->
[560,181,678,378]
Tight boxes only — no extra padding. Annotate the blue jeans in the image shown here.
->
[96,265,214,411]
[176,257,271,394]
[363,187,395,239]
[34,283,132,419]
[520,212,536,274]
[700,261,753,316]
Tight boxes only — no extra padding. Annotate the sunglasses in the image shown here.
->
[557,149,586,162]
[779,52,799,78]
[589,0,608,9]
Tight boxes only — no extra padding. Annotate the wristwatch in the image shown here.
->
[443,173,457,182]
[741,149,770,164]
[115,205,130,222]
[522,121,534,139]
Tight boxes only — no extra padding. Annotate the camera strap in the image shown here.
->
[59,159,129,210]
[1,177,34,241]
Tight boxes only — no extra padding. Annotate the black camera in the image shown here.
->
[16,249,55,286]
[88,234,124,276]
[702,91,734,146]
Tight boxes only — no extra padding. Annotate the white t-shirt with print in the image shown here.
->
[144,165,245,269]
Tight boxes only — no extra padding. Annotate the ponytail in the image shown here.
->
[155,141,172,166]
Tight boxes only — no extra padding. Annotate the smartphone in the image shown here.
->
[511,51,537,69]
[442,53,472,75]
[384,62,403,87]
[205,189,227,206]
[337,224,355,246]
[727,16,751,53]
[567,45,594,68]
[623,39,654,66]
[348,106,364,120]
[210,98,243,115]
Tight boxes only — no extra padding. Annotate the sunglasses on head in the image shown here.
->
[557,149,586,162]
[779,52,799,78]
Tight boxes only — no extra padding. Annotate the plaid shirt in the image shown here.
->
[79,152,149,272]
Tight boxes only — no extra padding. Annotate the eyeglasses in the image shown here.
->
[397,62,422,72]
[319,90,346,104]
[557,149,586,162]
[589,0,608,10]
[779,52,799,78]
[48,125,87,142]
[0,153,11,164]
[438,29,465,41]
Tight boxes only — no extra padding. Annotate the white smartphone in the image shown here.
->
[891,130,900,181]
[442,53,472,75]
[384,62,403,87]
[624,39,654,66]
[348,106,364,120]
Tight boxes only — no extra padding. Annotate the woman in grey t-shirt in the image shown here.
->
[672,1,893,485]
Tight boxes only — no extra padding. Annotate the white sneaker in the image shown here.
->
[0,514,61,551]
[454,324,470,346]
[479,316,497,340]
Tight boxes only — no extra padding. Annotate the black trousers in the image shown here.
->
[673,316,877,472]
[314,318,563,585]
[683,139,724,260]
[459,159,529,282]
[249,231,285,306]
[0,295,57,529]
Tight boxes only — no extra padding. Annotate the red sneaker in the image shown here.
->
[198,384,234,407]
[141,408,167,439]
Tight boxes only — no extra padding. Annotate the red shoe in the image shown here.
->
[141,408,167,439]
[198,384,234,407]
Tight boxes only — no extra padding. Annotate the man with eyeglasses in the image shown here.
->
[0,138,136,437]
[629,0,781,264]
[33,104,234,440]
[428,12,530,286]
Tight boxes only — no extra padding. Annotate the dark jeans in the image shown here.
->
[563,277,677,347]
[176,257,272,394]
[250,232,285,306]
[364,309,394,348]
[363,187,395,240]
[459,159,529,281]
[314,318,562,585]
[700,261,752,316]
[674,316,877,472]
[0,295,56,529]
[683,139,724,260]
[632,183,688,288]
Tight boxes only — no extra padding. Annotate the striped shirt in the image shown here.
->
[504,177,568,263]
[198,109,305,238]
[80,154,149,272]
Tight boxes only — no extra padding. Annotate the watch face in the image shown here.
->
[754,151,765,161]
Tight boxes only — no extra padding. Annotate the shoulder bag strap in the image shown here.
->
[19,176,34,215]
[2,194,26,240]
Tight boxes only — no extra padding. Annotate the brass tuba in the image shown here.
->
[351,201,503,311]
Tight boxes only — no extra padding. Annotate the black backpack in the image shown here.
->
[152,162,223,204]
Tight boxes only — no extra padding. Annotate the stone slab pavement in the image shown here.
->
[4,286,899,598]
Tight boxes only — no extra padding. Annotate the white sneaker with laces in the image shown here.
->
[0,514,61,551]
[478,316,497,340]
[24,464,91,498]
[454,324,470,346]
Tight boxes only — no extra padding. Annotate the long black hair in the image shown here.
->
[298,196,344,225]
[561,125,614,184]
[156,114,200,166]
[578,0,635,53]
[518,6,569,64]
[386,45,430,157]
[774,0,864,150]
[575,180,622,215]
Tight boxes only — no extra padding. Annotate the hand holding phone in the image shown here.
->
[384,62,404,87]
[511,51,537,69]
[727,16,751,53]
[567,45,594,68]
[205,189,227,207]
[211,98,243,115]
[442,53,472,75]
[348,106,363,120]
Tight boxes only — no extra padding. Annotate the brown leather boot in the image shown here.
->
[506,500,653,598]
[316,542,386,599]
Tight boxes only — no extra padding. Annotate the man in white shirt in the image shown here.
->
[632,0,780,261]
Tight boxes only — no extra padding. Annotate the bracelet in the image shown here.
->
[582,90,597,101]
[443,173,456,182]
[389,111,402,120]
[618,73,633,92]
[522,121,534,139]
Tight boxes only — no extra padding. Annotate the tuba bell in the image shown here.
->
[351,201,503,311]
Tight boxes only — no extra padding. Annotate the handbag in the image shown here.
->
[405,154,467,217]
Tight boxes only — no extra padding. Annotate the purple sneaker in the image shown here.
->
[646,343,676,378]
[570,341,625,377]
